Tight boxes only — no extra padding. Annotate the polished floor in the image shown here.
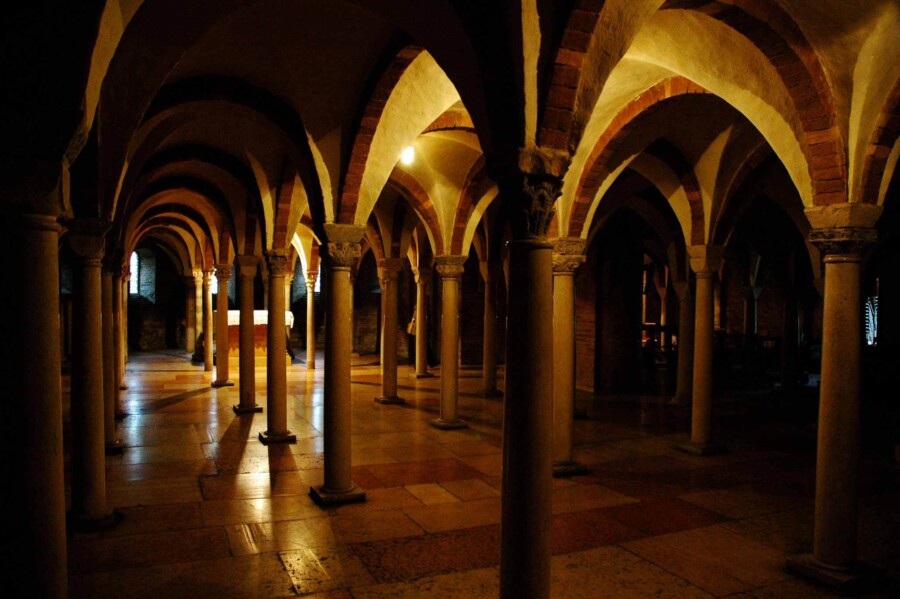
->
[62,351,900,598]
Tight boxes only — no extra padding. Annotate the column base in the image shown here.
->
[375,395,405,405]
[429,418,468,430]
[553,461,589,478]
[211,379,235,388]
[105,440,124,456]
[786,554,884,593]
[67,508,124,533]
[309,484,367,507]
[233,404,263,414]
[258,430,297,445]
[415,372,435,379]
[483,389,503,399]
[673,441,726,456]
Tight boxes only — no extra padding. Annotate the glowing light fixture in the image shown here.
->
[400,146,415,165]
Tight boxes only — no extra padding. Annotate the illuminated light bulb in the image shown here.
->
[400,146,415,165]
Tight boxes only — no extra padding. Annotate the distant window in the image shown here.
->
[210,274,218,296]
[314,265,321,293]
[129,252,139,294]
[866,295,878,347]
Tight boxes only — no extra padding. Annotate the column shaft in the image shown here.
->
[482,264,500,395]
[306,272,317,369]
[501,239,554,598]
[673,284,694,404]
[431,256,467,429]
[234,258,261,413]
[414,269,431,377]
[213,266,233,387]
[203,271,214,371]
[691,272,715,446]
[259,252,294,443]
[184,278,196,353]
[376,260,403,404]
[101,271,122,452]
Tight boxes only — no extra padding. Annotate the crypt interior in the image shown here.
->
[2,1,900,597]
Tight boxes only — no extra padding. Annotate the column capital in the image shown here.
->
[808,227,878,259]
[215,263,232,282]
[192,270,204,285]
[379,258,405,281]
[688,245,724,276]
[305,270,318,288]
[552,237,586,274]
[325,241,361,268]
[434,255,467,279]
[673,280,692,301]
[412,267,432,285]
[67,218,110,262]
[202,270,214,285]
[264,249,289,276]
[236,255,259,278]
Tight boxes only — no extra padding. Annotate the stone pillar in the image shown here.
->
[306,270,317,369]
[375,258,405,404]
[101,268,122,454]
[202,270,214,372]
[122,273,130,363]
[3,213,68,598]
[68,220,118,528]
[480,261,502,397]
[212,264,234,387]
[552,238,587,477]
[191,271,203,363]
[412,267,433,378]
[184,276,197,353]
[498,163,561,599]
[310,224,366,506]
[787,205,881,588]
[234,256,262,414]
[677,246,724,455]
[259,250,295,444]
[431,255,468,429]
[672,281,694,404]
[116,273,128,393]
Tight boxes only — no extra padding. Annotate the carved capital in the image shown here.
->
[434,255,467,279]
[202,270,215,286]
[552,237,586,273]
[500,172,563,240]
[305,271,318,288]
[325,242,361,268]
[215,264,232,282]
[67,218,110,261]
[809,227,877,258]
[236,255,259,278]
[192,271,204,286]
[264,250,289,276]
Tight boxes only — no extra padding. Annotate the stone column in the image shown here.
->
[101,268,123,454]
[184,275,197,353]
[480,261,502,397]
[306,270,317,369]
[212,264,234,387]
[202,270,214,372]
[431,255,468,429]
[498,164,561,599]
[259,250,295,444]
[787,205,881,588]
[672,281,694,405]
[551,238,587,477]
[3,213,68,598]
[677,246,724,455]
[234,256,262,414]
[68,220,118,528]
[376,258,404,404]
[191,271,203,363]
[122,273,129,363]
[412,267,433,378]
[310,224,366,506]
[116,273,128,393]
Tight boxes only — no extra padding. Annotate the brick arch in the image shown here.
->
[338,45,424,224]
[644,140,705,245]
[449,156,495,254]
[385,169,445,255]
[272,166,297,250]
[660,0,845,206]
[568,77,710,238]
[860,76,900,205]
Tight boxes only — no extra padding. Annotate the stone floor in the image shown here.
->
[62,350,900,598]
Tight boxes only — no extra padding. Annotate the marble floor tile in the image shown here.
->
[403,497,502,533]
[603,497,729,536]
[280,546,375,593]
[439,478,501,501]
[107,477,202,507]
[350,565,500,598]
[98,502,204,537]
[405,483,461,505]
[551,507,646,554]
[121,443,207,465]
[106,458,217,482]
[200,495,324,526]
[551,482,638,514]
[226,517,335,556]
[679,485,810,520]
[329,510,425,544]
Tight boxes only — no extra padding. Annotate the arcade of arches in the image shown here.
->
[2,1,900,597]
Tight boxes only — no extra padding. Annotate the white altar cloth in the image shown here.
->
[217,310,294,328]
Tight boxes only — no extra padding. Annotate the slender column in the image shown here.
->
[412,267,433,378]
[202,270,214,371]
[430,255,468,429]
[310,224,366,505]
[480,261,502,397]
[68,220,118,528]
[122,274,129,363]
[3,214,68,598]
[101,268,123,454]
[376,258,404,404]
[677,246,724,455]
[499,165,561,599]
[551,238,587,477]
[787,208,881,588]
[234,256,262,413]
[212,264,234,387]
[672,281,694,404]
[116,274,128,393]
[654,267,669,350]
[184,276,197,353]
[306,271,317,369]
[191,271,203,363]
[259,250,295,444]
